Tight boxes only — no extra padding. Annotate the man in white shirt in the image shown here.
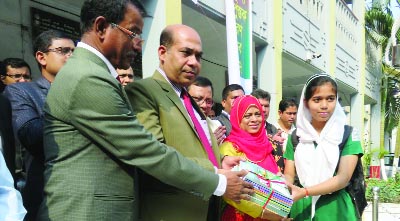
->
[215,84,245,136]
[274,98,298,151]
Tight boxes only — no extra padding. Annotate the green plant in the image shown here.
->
[396,171,400,183]
[365,148,384,178]
[363,150,372,165]
[378,148,390,159]
[362,150,372,176]
[365,175,400,203]
[368,148,389,161]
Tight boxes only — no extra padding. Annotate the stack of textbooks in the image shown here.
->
[232,161,293,217]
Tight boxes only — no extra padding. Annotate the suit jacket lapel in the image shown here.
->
[151,71,197,130]
[152,71,221,165]
[151,71,221,158]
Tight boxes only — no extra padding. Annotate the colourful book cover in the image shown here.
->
[232,161,293,217]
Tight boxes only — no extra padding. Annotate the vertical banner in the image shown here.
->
[225,0,252,94]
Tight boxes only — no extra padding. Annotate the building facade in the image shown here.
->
[0,0,383,151]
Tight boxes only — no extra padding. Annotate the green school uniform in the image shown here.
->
[283,133,363,221]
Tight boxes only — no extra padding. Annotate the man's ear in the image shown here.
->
[221,99,227,108]
[158,45,167,63]
[36,51,47,67]
[93,16,108,39]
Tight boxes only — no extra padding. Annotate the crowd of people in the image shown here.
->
[0,0,363,221]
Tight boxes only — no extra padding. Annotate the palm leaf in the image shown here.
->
[365,7,394,52]
[385,78,400,131]
[366,28,388,45]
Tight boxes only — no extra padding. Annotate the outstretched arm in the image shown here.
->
[289,155,358,201]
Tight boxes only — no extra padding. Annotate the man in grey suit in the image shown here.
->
[4,29,75,220]
[37,1,251,220]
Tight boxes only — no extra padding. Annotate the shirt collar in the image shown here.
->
[77,42,118,79]
[157,67,183,97]
[221,110,230,118]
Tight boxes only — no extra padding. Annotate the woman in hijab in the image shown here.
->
[220,95,282,221]
[284,73,363,220]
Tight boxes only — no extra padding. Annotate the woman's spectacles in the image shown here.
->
[110,23,144,45]
[44,47,74,56]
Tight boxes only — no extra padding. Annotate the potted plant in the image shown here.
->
[363,150,372,177]
[369,148,388,179]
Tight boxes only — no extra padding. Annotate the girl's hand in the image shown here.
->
[287,182,306,202]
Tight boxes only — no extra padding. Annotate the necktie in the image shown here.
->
[181,90,219,167]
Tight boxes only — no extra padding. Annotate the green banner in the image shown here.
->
[234,0,251,80]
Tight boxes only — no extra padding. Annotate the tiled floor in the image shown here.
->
[363,202,400,221]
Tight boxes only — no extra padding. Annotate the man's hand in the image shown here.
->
[272,130,285,145]
[221,156,245,170]
[219,169,253,203]
[213,125,226,144]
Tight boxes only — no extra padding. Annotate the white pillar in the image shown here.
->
[141,0,182,78]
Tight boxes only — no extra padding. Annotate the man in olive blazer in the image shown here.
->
[36,1,248,220]
[125,24,222,221]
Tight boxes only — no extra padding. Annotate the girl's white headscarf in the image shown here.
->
[294,73,346,217]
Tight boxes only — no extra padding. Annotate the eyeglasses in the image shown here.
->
[44,47,74,56]
[192,96,214,106]
[6,73,31,80]
[118,74,134,79]
[110,23,144,45]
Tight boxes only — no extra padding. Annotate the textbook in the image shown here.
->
[232,161,293,217]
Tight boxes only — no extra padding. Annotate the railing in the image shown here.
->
[252,0,268,41]
[282,0,325,65]
[336,0,359,55]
